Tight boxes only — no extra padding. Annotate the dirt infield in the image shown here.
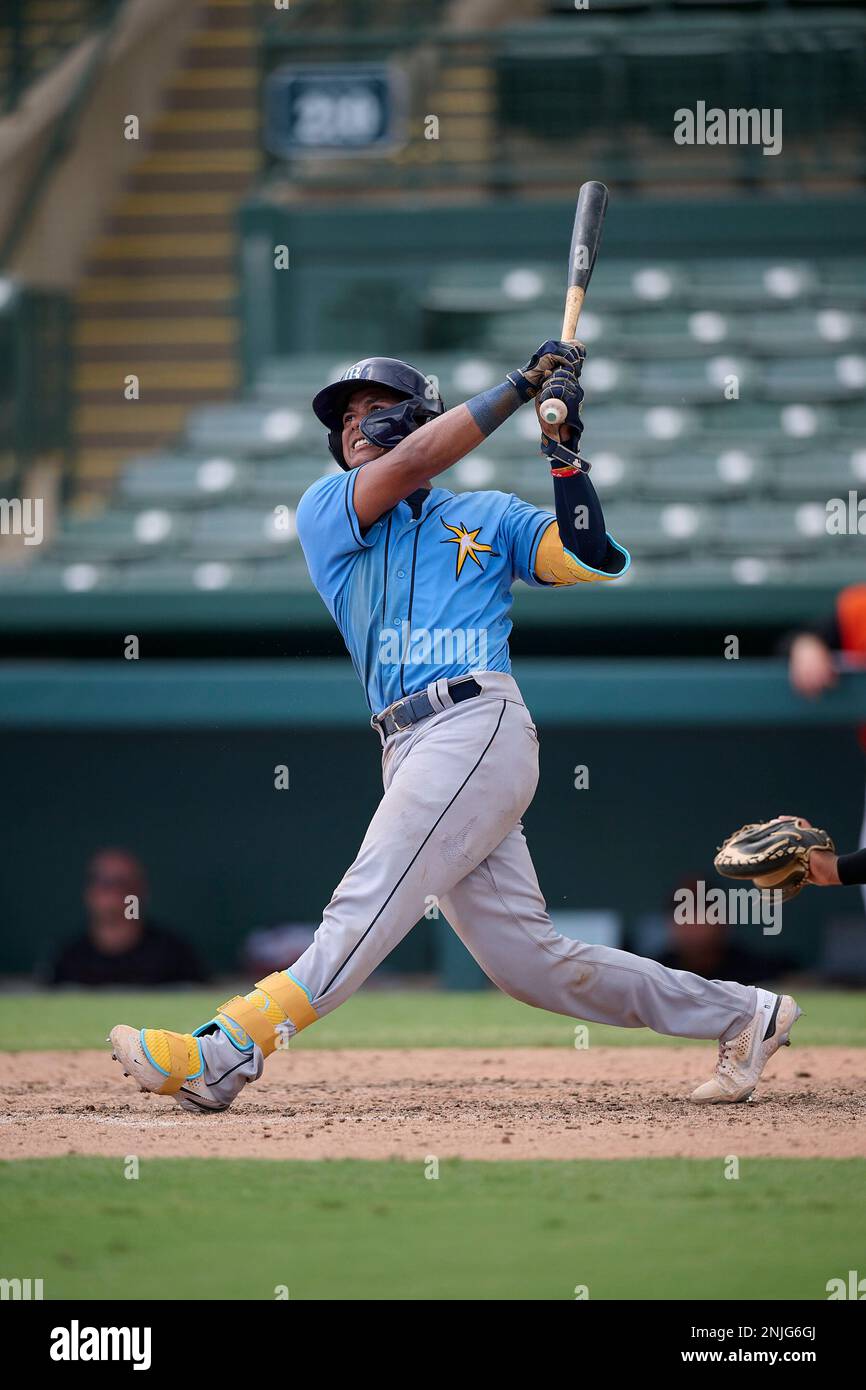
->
[1,1046,864,1160]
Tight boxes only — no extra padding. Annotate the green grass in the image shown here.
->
[0,1157,863,1300]
[2,987,863,1052]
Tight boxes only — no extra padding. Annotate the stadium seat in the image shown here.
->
[714,501,836,555]
[185,403,318,457]
[637,556,790,588]
[424,263,562,314]
[0,560,117,593]
[582,403,698,452]
[621,311,714,355]
[585,263,689,311]
[118,454,250,507]
[255,355,360,401]
[422,355,513,404]
[832,401,866,442]
[248,555,314,589]
[642,449,767,501]
[243,456,330,504]
[479,309,621,355]
[817,260,866,307]
[746,309,866,356]
[183,506,300,560]
[602,501,716,556]
[51,509,187,560]
[688,261,817,308]
[763,356,866,402]
[635,356,759,404]
[773,448,866,499]
[581,357,635,401]
[701,402,830,442]
[114,556,310,592]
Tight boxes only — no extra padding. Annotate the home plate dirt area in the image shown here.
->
[2,1047,864,1161]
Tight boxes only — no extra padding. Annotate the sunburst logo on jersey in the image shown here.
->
[440,518,498,578]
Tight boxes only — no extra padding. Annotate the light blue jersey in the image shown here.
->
[296,467,557,714]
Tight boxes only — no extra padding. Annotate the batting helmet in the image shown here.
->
[311,357,445,469]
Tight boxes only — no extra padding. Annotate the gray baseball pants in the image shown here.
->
[282,671,757,1042]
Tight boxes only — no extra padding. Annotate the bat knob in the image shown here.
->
[541,399,568,426]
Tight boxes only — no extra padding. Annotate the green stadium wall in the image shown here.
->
[3,660,864,982]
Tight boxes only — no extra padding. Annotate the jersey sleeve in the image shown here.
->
[296,469,379,598]
[498,494,557,588]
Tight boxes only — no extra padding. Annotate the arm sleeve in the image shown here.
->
[539,468,630,583]
[837,847,866,887]
[552,468,611,570]
[296,469,379,597]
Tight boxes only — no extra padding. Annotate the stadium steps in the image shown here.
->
[421,60,497,169]
[71,0,260,503]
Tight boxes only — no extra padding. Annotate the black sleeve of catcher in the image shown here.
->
[553,468,608,570]
[837,846,866,886]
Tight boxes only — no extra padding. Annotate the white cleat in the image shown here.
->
[109,1023,230,1113]
[689,990,802,1104]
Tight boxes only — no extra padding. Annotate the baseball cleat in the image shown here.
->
[689,990,801,1104]
[109,1024,231,1113]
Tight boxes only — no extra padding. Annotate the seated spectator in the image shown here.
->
[48,848,206,986]
[656,880,798,985]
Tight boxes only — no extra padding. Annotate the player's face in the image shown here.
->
[341,388,402,468]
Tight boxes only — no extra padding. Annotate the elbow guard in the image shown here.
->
[535,520,630,584]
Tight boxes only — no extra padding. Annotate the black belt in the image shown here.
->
[371,677,482,739]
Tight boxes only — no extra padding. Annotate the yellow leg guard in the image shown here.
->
[141,1029,202,1095]
[216,972,318,1058]
[257,971,318,1033]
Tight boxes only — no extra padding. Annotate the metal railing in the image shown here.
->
[1,0,119,112]
[0,0,126,269]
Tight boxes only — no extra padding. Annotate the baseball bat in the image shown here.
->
[539,180,609,427]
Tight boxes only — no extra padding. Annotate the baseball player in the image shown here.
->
[110,343,800,1109]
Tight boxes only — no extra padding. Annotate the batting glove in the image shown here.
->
[507,339,586,401]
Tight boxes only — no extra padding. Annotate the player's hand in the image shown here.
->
[788,633,837,699]
[536,367,584,442]
[508,339,586,401]
[768,814,839,884]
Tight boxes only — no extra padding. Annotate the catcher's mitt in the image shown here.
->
[714,816,835,901]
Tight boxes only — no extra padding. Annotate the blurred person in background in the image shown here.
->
[48,848,205,987]
[787,582,866,913]
[655,878,798,986]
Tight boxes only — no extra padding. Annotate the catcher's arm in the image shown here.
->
[756,816,866,887]
[794,817,866,887]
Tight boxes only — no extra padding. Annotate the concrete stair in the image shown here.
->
[72,0,259,500]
